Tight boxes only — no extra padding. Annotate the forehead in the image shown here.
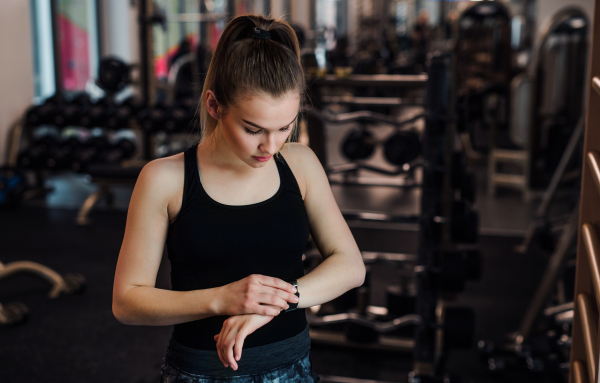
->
[231,92,300,128]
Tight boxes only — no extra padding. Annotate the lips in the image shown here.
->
[253,155,272,162]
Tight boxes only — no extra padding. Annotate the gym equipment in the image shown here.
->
[0,260,86,298]
[340,127,376,161]
[97,57,132,93]
[138,103,168,133]
[437,250,482,293]
[306,108,425,188]
[527,8,588,190]
[516,117,584,254]
[484,8,589,198]
[454,1,512,151]
[61,93,93,127]
[111,130,137,160]
[24,93,66,126]
[0,167,24,207]
[0,259,85,325]
[383,131,421,166]
[85,97,114,128]
[17,127,60,169]
[478,207,578,379]
[442,306,476,350]
[410,54,481,380]
[449,201,479,244]
[0,302,29,326]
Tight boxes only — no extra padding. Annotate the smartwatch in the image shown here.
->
[285,279,299,312]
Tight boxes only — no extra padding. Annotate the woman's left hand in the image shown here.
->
[214,313,275,370]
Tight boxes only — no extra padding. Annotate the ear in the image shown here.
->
[206,90,221,120]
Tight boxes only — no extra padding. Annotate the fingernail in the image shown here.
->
[293,287,297,293]
[294,296,299,302]
[286,305,290,310]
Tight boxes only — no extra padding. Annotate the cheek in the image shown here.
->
[224,124,255,151]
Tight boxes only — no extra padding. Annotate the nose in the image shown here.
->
[259,132,278,155]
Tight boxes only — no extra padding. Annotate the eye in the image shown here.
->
[244,128,261,135]
[281,125,292,132]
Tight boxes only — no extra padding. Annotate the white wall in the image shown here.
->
[0,1,34,165]
[100,0,140,66]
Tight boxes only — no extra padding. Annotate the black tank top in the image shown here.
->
[166,144,309,350]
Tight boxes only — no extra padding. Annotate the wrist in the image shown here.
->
[207,286,223,316]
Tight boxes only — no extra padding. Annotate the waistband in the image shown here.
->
[165,325,311,378]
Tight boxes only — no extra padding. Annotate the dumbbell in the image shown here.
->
[437,250,482,292]
[69,135,109,173]
[345,266,379,343]
[385,284,417,338]
[329,265,372,314]
[97,57,131,93]
[383,130,421,166]
[111,130,137,160]
[59,93,92,127]
[451,152,476,204]
[83,97,114,128]
[341,127,376,161]
[442,306,476,350]
[451,201,479,243]
[456,93,470,133]
[164,105,191,134]
[25,93,67,126]
[17,129,60,169]
[138,103,168,133]
[106,103,133,130]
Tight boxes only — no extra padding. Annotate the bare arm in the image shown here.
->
[112,157,298,326]
[283,144,366,309]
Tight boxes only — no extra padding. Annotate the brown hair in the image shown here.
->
[198,14,305,154]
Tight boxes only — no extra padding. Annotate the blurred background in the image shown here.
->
[2,0,600,382]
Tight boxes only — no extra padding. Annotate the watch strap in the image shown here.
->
[284,279,299,312]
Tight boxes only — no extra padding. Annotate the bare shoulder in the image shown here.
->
[279,143,324,200]
[138,152,184,191]
[134,152,185,220]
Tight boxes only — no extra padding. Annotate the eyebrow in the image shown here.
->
[241,115,298,131]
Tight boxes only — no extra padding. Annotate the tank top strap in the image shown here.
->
[181,143,201,209]
[275,154,303,198]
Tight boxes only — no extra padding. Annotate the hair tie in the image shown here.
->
[252,27,271,40]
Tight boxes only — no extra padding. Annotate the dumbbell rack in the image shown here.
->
[303,55,481,382]
[410,54,481,380]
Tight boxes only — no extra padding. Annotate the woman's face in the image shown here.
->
[215,92,300,168]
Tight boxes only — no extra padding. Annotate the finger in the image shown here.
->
[256,303,283,316]
[260,286,300,304]
[220,326,234,368]
[225,328,239,370]
[258,276,296,294]
[216,331,225,367]
[256,293,289,311]
[217,325,233,367]
[214,334,219,341]
[234,332,246,362]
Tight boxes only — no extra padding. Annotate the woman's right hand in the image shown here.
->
[214,274,299,316]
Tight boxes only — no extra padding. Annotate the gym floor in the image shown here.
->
[0,122,563,382]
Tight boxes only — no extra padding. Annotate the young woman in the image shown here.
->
[112,14,365,382]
